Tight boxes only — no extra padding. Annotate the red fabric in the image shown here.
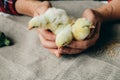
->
[8,0,18,15]
[108,0,112,2]
[0,1,6,13]
[0,0,19,15]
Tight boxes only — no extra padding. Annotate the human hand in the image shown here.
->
[33,1,51,16]
[37,29,62,57]
[58,9,103,56]
[34,2,61,57]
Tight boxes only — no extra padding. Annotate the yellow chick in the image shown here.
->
[28,7,73,47]
[28,7,92,48]
[72,18,92,40]
[55,25,73,47]
[28,15,48,30]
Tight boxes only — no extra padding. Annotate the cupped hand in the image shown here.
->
[34,1,60,57]
[37,29,61,57]
[37,8,103,57]
[58,9,103,56]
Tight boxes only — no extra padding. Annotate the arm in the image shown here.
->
[15,0,51,16]
[97,0,120,22]
[0,0,51,16]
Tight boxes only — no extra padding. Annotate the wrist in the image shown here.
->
[96,3,113,22]
[15,0,31,16]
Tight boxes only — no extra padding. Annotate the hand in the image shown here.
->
[33,2,60,57]
[15,0,51,16]
[58,9,103,56]
[33,1,52,16]
[37,29,61,57]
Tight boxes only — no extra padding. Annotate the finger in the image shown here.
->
[87,32,99,46]
[87,27,95,39]
[89,22,100,39]
[84,22,96,39]
[87,23,97,39]
[42,1,52,7]
[59,47,83,55]
[82,9,97,25]
[95,22,101,34]
[86,22,101,39]
[38,33,57,49]
[68,40,89,49]
[48,49,61,57]
[68,30,99,49]
[37,29,56,41]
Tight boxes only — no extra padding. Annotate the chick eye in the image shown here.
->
[62,42,67,46]
[62,41,70,46]
[58,23,62,25]
[82,25,89,28]
[32,26,36,28]
[33,26,38,28]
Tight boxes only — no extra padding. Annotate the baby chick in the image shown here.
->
[28,7,72,47]
[72,18,92,40]
[28,15,48,30]
[28,7,92,48]
[55,25,73,47]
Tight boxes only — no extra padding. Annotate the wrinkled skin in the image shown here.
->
[37,8,102,57]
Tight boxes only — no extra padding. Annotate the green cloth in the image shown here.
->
[0,32,10,47]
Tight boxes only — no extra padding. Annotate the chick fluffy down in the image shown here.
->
[72,18,92,40]
[28,7,92,47]
[56,25,73,47]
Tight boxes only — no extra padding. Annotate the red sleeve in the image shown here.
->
[0,0,20,15]
[108,0,112,2]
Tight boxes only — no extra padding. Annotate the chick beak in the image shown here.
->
[28,26,34,30]
[89,25,95,29]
